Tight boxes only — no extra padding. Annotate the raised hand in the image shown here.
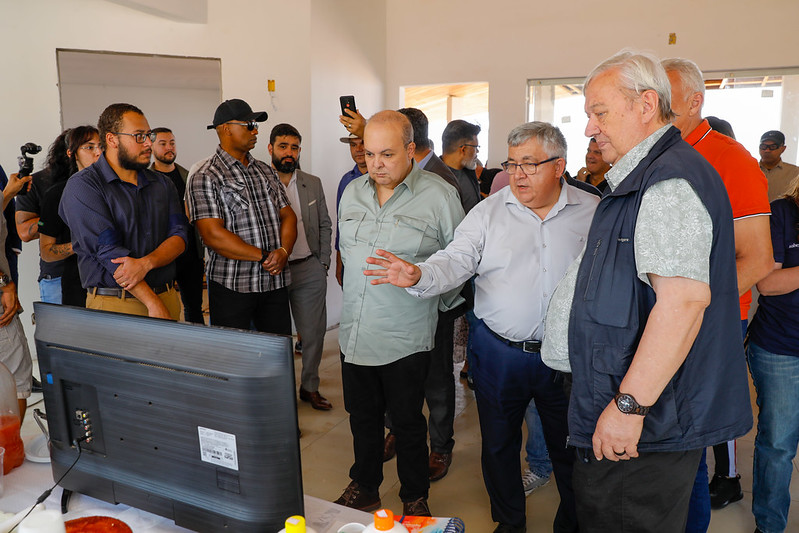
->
[363,249,422,287]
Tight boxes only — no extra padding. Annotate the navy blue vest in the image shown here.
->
[567,126,752,451]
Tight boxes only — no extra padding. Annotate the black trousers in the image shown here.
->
[174,243,205,324]
[573,447,703,533]
[342,350,430,502]
[207,280,291,335]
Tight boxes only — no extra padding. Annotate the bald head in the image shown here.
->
[363,110,416,191]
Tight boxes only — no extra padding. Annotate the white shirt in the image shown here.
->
[282,171,312,261]
[408,182,599,341]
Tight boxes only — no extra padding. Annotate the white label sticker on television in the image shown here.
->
[198,426,239,470]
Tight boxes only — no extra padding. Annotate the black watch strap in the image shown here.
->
[614,392,651,416]
[259,249,269,263]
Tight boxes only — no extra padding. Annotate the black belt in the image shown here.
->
[489,329,541,353]
[90,282,173,299]
[289,255,313,266]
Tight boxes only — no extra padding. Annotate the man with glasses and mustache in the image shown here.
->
[59,103,188,319]
[758,130,799,201]
[186,99,297,335]
[149,127,205,324]
[268,123,333,411]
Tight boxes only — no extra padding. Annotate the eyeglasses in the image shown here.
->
[461,143,480,150]
[79,143,102,153]
[760,143,782,151]
[227,120,259,131]
[113,131,156,144]
[501,156,559,176]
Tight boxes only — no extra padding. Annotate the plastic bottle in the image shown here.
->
[364,509,409,533]
[278,515,317,533]
[0,363,24,474]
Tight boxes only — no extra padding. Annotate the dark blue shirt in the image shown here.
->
[59,154,188,289]
[750,198,799,355]
[335,164,364,251]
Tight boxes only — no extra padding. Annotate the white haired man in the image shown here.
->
[541,50,752,532]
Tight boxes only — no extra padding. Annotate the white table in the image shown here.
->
[0,451,372,532]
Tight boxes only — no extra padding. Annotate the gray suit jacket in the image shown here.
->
[295,170,333,268]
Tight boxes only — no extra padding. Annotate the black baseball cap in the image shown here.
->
[760,130,785,146]
[207,99,268,129]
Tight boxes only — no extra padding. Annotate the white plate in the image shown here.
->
[24,434,50,463]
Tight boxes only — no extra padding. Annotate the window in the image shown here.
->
[402,82,490,164]
[528,69,799,176]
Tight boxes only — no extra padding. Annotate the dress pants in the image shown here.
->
[424,308,458,454]
[287,256,327,392]
[208,280,291,335]
[86,286,181,320]
[174,236,205,324]
[342,350,430,502]
[470,318,577,531]
[573,448,702,533]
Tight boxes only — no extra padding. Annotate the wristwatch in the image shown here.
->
[0,273,10,288]
[614,392,651,416]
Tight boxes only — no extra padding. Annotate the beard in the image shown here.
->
[155,151,176,165]
[463,158,477,171]
[272,154,298,174]
[118,142,151,171]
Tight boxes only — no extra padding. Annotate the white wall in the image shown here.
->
[310,0,386,326]
[384,0,799,166]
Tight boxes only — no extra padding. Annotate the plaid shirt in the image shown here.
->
[186,146,290,293]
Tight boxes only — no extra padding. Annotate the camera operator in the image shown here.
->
[0,165,32,285]
[15,130,72,303]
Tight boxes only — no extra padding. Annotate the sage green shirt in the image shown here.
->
[338,161,465,365]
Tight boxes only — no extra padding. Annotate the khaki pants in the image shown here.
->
[86,287,181,321]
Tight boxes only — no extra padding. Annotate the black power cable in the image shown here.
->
[10,436,88,532]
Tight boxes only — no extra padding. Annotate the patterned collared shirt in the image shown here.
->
[541,125,712,372]
[186,146,290,293]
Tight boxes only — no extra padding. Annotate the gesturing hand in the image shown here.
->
[363,249,422,287]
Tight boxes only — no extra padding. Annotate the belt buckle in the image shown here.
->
[522,341,540,353]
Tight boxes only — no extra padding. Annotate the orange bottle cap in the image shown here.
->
[373,509,394,530]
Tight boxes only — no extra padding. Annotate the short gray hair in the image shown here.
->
[661,57,706,100]
[584,50,676,122]
[507,122,567,159]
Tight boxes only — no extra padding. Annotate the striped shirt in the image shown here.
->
[186,146,290,293]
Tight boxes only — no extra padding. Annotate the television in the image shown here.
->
[34,302,304,532]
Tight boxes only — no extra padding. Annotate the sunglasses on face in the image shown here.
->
[228,120,259,131]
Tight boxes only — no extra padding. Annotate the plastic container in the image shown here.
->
[0,363,24,474]
[337,509,409,533]
[278,515,317,533]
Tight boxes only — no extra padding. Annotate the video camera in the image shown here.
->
[16,142,42,195]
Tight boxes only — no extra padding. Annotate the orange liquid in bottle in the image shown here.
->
[0,415,25,474]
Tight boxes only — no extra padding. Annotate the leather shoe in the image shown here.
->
[299,388,332,410]
[428,451,452,481]
[383,433,396,462]
[333,481,381,512]
[493,524,526,533]
[402,496,431,517]
[709,473,743,509]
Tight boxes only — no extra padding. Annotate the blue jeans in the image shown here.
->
[525,400,553,478]
[39,277,62,304]
[748,341,799,533]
